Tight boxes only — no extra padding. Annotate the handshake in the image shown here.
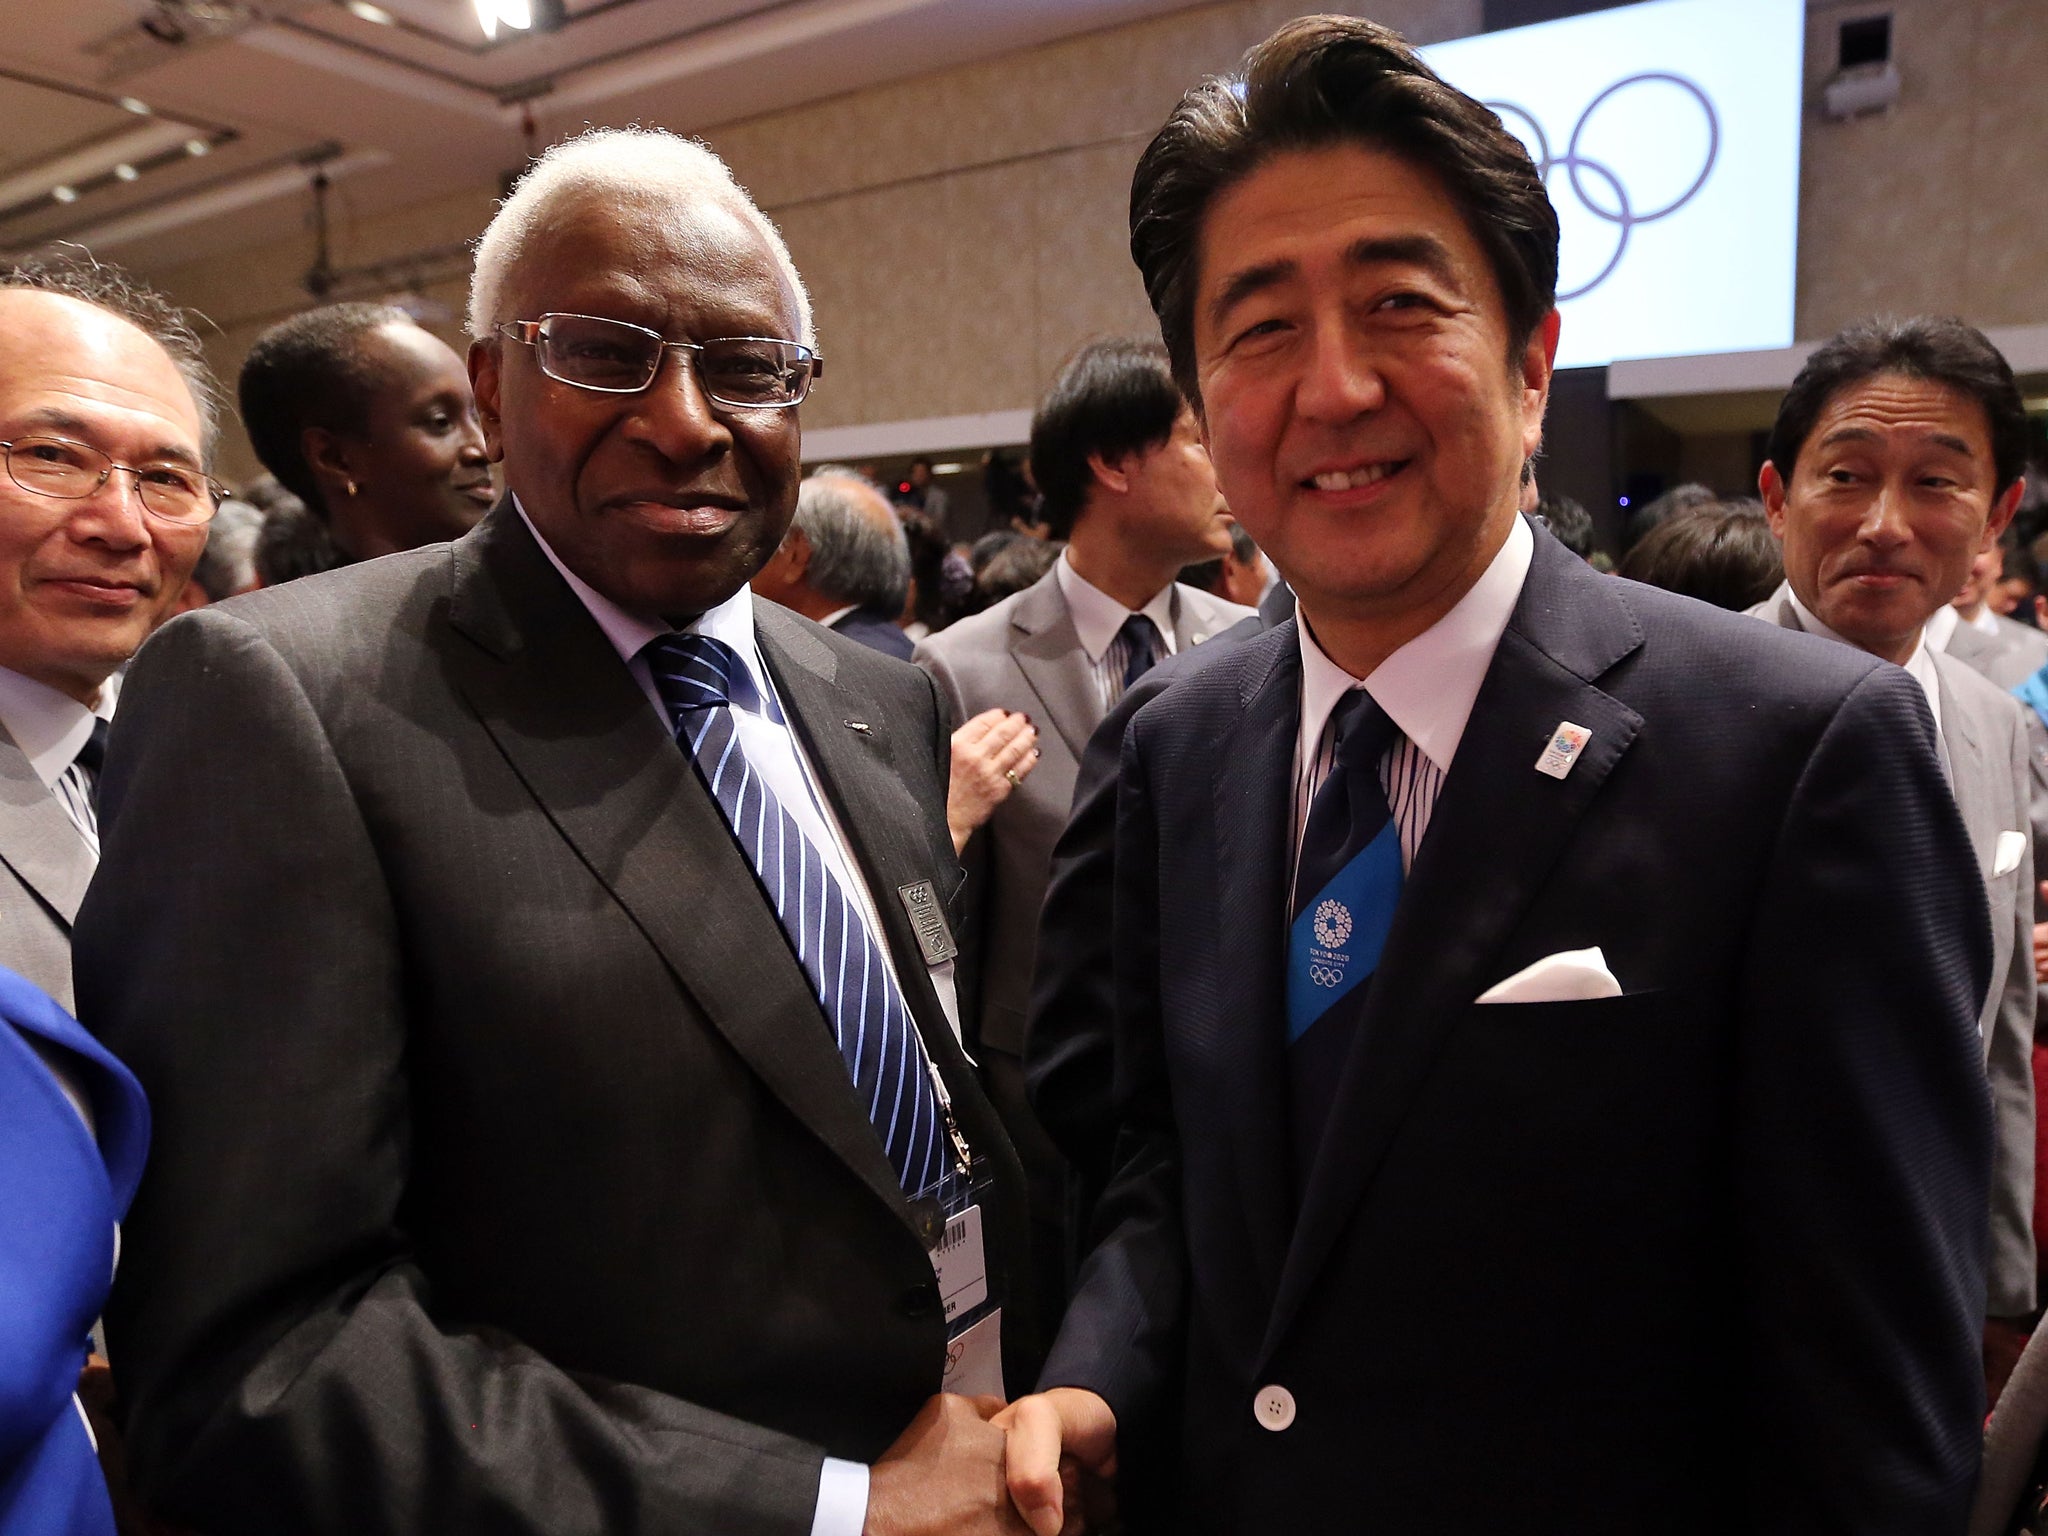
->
[865,1387,1120,1536]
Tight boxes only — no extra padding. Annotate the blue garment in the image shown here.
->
[1284,691,1402,1179]
[2014,659,2048,733]
[0,966,149,1536]
[644,633,950,1201]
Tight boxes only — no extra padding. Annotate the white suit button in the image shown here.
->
[1253,1384,1295,1431]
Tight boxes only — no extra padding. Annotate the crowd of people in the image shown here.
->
[8,12,2048,1536]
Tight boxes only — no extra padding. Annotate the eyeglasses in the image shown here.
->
[1,435,223,525]
[497,313,822,408]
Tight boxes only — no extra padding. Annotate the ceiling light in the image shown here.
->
[51,186,78,204]
[0,122,200,218]
[474,0,532,39]
[118,96,152,116]
[114,164,139,182]
[345,0,394,21]
[185,138,212,157]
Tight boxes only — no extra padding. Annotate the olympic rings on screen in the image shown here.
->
[1486,73,1720,301]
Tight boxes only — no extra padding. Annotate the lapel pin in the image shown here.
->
[1534,721,1591,780]
[844,719,872,734]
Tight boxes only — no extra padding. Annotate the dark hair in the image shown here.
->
[0,251,225,461]
[1178,557,1225,595]
[1030,337,1186,537]
[1534,492,1593,558]
[1129,14,1560,403]
[2001,535,2038,591]
[1623,482,1716,555]
[969,529,1022,574]
[239,302,417,514]
[254,496,346,587]
[968,535,1063,612]
[1765,316,2028,497]
[1617,500,1783,612]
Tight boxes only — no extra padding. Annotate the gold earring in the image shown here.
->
[344,478,358,497]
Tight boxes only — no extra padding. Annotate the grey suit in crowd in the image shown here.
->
[1953,615,2048,692]
[0,726,91,1010]
[1751,583,2037,1316]
[912,566,1248,1057]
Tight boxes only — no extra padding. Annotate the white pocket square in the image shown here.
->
[1476,946,1624,1005]
[1995,830,2028,878]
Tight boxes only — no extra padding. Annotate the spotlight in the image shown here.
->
[118,96,152,116]
[346,0,395,20]
[115,163,139,182]
[52,185,79,204]
[474,0,531,39]
[185,138,211,157]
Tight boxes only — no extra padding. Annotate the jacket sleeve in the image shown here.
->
[76,610,828,1536]
[1737,664,1993,1532]
[1033,707,1187,1441]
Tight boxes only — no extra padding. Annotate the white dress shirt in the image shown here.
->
[1291,515,1535,886]
[1786,585,1943,739]
[0,664,116,855]
[519,502,973,1536]
[1054,551,1182,711]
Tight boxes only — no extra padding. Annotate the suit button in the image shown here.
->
[1253,1384,1295,1431]
[899,1283,940,1318]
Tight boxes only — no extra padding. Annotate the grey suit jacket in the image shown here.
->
[0,727,92,1011]
[1750,584,2037,1314]
[913,566,1249,1054]
[1952,613,2048,692]
[77,502,1030,1535]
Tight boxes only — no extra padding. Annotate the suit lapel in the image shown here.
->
[442,504,914,1228]
[1008,573,1103,760]
[1262,535,1646,1358]
[1199,627,1301,1352]
[0,729,94,926]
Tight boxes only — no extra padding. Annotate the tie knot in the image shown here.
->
[74,716,110,778]
[1329,689,1399,771]
[644,632,760,718]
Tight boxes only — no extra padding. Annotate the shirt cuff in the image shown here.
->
[810,1456,870,1536]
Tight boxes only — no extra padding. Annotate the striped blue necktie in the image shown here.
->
[645,632,948,1200]
[1285,689,1403,1180]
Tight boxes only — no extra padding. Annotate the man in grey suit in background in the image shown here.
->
[1938,541,2048,690]
[0,258,216,1010]
[915,337,1249,1323]
[1749,316,2038,1386]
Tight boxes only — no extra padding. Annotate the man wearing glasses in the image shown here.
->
[81,128,1033,1536]
[0,258,220,1010]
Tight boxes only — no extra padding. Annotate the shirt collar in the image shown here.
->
[512,494,768,713]
[0,666,116,792]
[1783,582,1942,736]
[1924,600,1961,652]
[1055,550,1180,664]
[1297,514,1534,775]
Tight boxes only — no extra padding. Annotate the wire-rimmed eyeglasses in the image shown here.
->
[497,312,822,409]
[1,435,224,525]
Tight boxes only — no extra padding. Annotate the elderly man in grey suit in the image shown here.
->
[0,258,217,1010]
[915,337,1249,1323]
[80,128,1036,1536]
[1749,315,2037,1384]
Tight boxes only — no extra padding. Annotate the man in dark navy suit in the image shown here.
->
[997,18,1994,1535]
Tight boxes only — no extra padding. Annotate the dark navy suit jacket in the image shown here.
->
[0,966,148,1536]
[1039,527,1994,1534]
[828,606,914,662]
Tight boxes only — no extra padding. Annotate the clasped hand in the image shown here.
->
[864,1387,1117,1536]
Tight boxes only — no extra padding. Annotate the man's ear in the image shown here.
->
[1085,450,1133,498]
[1518,310,1562,464]
[1758,461,1790,540]
[1988,475,2025,545]
[468,338,506,464]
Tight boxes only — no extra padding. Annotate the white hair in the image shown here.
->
[466,126,814,348]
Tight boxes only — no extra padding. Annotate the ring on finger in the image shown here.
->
[1004,768,1021,787]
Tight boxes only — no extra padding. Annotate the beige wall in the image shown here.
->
[141,0,2048,488]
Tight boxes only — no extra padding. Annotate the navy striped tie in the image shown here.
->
[645,632,948,1200]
